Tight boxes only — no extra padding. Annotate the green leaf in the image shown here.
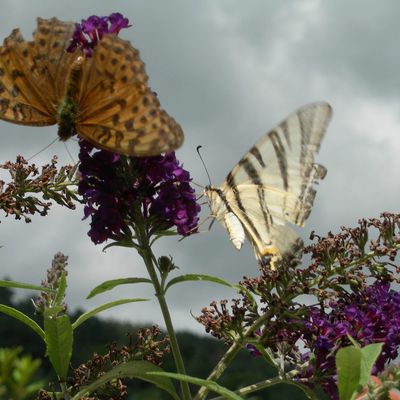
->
[72,298,149,330]
[102,239,136,251]
[148,372,244,400]
[337,347,363,400]
[71,361,179,400]
[337,342,383,400]
[0,279,54,293]
[87,278,152,299]
[54,271,67,307]
[44,314,73,380]
[165,274,235,292]
[0,304,45,339]
[43,305,66,318]
[154,229,178,237]
[359,343,383,384]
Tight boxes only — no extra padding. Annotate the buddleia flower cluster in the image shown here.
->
[67,12,131,56]
[300,281,400,398]
[66,14,200,244]
[68,327,169,400]
[0,156,79,223]
[78,140,199,244]
[33,252,69,315]
[197,213,400,400]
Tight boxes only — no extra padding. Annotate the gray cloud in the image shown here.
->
[0,0,399,333]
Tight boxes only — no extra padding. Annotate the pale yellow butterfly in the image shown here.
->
[205,102,332,267]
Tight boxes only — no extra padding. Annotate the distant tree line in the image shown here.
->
[0,286,319,399]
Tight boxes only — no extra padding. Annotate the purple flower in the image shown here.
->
[300,281,400,399]
[135,154,200,236]
[67,13,131,57]
[246,329,262,357]
[78,141,200,244]
[108,13,131,34]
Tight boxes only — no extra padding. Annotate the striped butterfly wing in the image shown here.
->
[220,102,332,264]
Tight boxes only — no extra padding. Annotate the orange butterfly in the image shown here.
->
[0,17,184,156]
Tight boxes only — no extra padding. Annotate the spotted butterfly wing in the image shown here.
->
[205,102,332,267]
[0,17,183,156]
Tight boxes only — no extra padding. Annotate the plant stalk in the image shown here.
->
[60,382,71,400]
[194,342,241,400]
[139,244,192,400]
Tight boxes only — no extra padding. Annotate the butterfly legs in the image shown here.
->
[178,215,216,242]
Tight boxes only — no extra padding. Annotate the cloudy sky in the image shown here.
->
[0,0,399,335]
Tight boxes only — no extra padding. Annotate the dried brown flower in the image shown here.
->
[0,155,81,223]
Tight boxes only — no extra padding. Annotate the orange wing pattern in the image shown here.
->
[0,17,184,156]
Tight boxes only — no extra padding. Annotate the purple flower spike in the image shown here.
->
[136,154,201,236]
[300,281,400,399]
[78,140,200,245]
[67,12,131,57]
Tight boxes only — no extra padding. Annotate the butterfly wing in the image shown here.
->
[0,18,77,126]
[220,102,332,262]
[31,18,77,104]
[76,34,184,156]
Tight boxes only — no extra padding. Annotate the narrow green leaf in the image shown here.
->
[0,304,44,339]
[148,372,244,400]
[154,229,177,237]
[87,278,152,299]
[72,298,149,330]
[54,272,67,307]
[43,306,66,318]
[44,314,73,380]
[71,361,179,400]
[165,274,235,292]
[0,279,54,293]
[102,239,136,251]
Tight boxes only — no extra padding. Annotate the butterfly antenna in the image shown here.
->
[196,145,212,186]
[27,137,59,161]
[63,142,77,164]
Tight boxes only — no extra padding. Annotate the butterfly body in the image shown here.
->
[0,17,184,156]
[56,56,83,140]
[205,186,245,250]
[205,102,332,267]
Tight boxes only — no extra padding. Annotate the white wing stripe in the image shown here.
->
[226,170,264,243]
[227,156,274,237]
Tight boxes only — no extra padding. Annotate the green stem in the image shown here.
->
[194,311,276,400]
[194,342,242,400]
[59,382,71,400]
[139,245,191,400]
[208,376,317,400]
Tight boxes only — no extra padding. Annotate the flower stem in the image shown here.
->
[195,312,277,400]
[194,342,242,400]
[60,382,71,399]
[139,244,192,400]
[207,375,317,400]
